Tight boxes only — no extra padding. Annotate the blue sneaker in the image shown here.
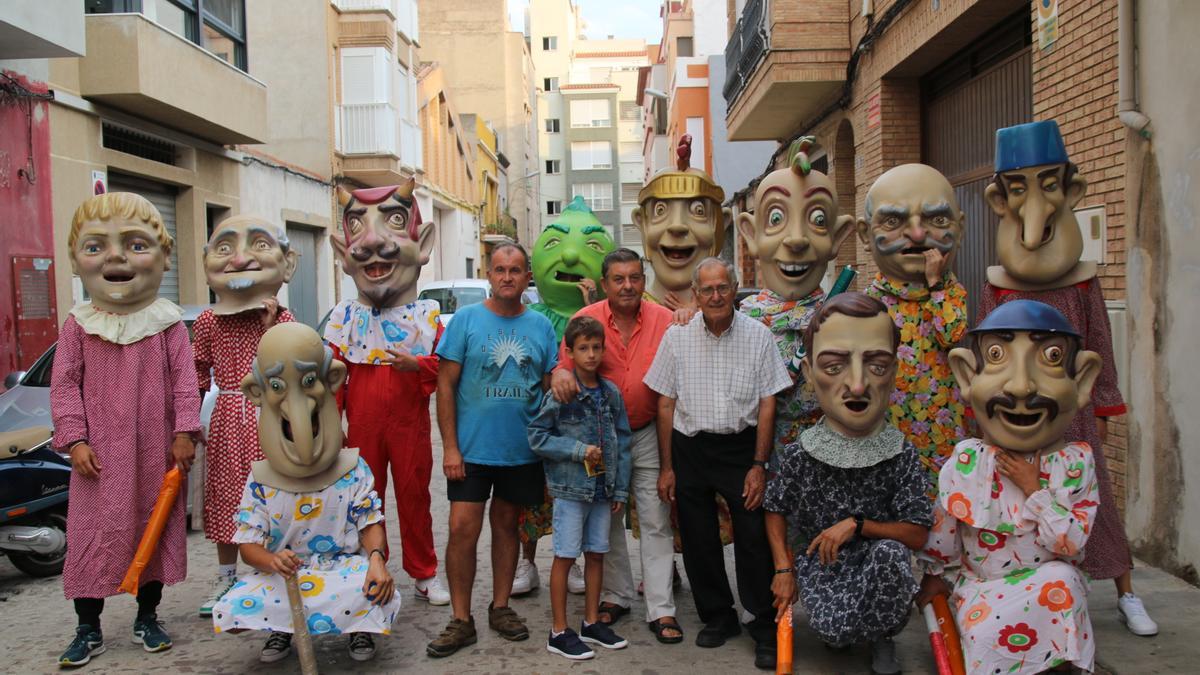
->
[59,625,105,667]
[131,614,172,652]
[547,628,594,660]
[581,620,629,649]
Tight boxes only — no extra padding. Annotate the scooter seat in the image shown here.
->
[0,426,52,459]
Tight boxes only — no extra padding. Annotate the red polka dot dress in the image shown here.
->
[193,308,295,544]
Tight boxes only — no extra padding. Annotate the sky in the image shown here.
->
[507,0,663,43]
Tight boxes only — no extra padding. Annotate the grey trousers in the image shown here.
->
[601,423,677,622]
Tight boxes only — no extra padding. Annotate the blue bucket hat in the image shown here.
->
[994,120,1069,173]
[969,299,1080,338]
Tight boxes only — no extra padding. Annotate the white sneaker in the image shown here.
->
[568,562,585,595]
[512,558,540,595]
[1118,593,1159,636]
[199,574,237,617]
[414,576,451,606]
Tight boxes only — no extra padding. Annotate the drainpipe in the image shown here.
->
[1118,0,1152,137]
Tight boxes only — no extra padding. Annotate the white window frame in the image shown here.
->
[547,200,562,215]
[571,141,612,170]
[543,77,559,92]
[572,183,614,211]
[570,99,611,128]
[545,118,561,133]
[542,35,558,51]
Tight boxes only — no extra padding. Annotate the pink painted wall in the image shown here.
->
[0,70,57,374]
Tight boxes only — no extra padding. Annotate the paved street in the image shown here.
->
[0,410,1196,673]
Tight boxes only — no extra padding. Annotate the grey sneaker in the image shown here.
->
[871,637,901,675]
[131,615,172,653]
[259,632,292,663]
[348,632,376,661]
[58,625,105,667]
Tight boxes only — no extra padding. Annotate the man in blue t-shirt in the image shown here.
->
[427,243,558,658]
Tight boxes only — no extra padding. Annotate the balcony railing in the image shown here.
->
[400,119,423,170]
[337,102,399,156]
[723,0,768,106]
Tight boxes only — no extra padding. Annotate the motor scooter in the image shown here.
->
[0,426,69,577]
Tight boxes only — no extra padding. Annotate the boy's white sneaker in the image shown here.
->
[512,558,540,595]
[1118,593,1159,636]
[568,562,586,594]
[414,576,451,606]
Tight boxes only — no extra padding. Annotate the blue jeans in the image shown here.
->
[551,497,612,558]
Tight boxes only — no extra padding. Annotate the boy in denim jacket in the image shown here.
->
[528,316,632,660]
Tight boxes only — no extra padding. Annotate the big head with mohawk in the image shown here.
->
[332,178,435,309]
[737,137,854,300]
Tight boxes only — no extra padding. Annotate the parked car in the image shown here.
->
[417,279,539,327]
[0,305,219,529]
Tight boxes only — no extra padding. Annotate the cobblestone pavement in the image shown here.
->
[1,408,1192,673]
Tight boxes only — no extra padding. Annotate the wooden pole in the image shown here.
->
[285,574,319,675]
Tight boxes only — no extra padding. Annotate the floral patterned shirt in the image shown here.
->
[864,273,968,494]
[323,299,440,365]
[739,288,825,446]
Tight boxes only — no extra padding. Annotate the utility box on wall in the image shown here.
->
[1075,205,1107,264]
[12,256,57,369]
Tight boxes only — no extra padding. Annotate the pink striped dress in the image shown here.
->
[50,316,202,599]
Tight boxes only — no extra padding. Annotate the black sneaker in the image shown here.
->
[546,628,595,660]
[131,614,172,653]
[348,632,376,662]
[580,620,628,649]
[259,631,292,664]
[59,625,105,667]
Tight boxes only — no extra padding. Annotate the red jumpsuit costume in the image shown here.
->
[324,298,442,580]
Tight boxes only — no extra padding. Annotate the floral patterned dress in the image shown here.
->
[212,458,400,636]
[864,273,969,495]
[764,421,932,646]
[919,439,1099,675]
[739,288,824,449]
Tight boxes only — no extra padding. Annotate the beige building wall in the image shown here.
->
[417,0,540,244]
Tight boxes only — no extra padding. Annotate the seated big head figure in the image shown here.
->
[212,323,400,665]
[763,292,932,675]
[918,300,1103,675]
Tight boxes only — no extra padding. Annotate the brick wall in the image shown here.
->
[729,0,1130,508]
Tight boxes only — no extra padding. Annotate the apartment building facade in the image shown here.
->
[528,0,647,247]
[722,0,1144,562]
[417,0,540,246]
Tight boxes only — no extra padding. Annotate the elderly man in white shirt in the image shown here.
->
[644,257,792,671]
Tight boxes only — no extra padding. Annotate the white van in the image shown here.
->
[417,279,540,326]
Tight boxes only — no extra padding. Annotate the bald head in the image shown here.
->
[858,163,965,285]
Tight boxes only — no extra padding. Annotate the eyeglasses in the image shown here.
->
[696,284,732,298]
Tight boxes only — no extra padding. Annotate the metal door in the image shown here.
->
[107,174,180,302]
[285,224,319,328]
[922,12,1031,323]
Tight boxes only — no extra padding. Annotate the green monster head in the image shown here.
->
[532,196,615,316]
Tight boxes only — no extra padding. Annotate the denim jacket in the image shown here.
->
[527,376,632,503]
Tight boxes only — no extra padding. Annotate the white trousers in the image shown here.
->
[601,423,676,622]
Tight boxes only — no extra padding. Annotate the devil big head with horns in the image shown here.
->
[332,179,435,309]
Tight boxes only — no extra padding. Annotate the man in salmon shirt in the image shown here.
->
[549,248,684,645]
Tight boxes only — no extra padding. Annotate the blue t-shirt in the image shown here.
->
[435,302,558,466]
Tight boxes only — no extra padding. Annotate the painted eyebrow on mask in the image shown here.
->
[762,185,791,199]
[803,186,833,199]
[920,202,955,219]
[292,359,319,373]
[262,361,285,378]
[246,226,280,243]
[582,225,605,235]
[876,204,910,220]
[546,223,571,235]
[377,203,410,214]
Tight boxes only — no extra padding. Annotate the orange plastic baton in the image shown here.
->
[118,467,183,595]
[776,604,793,674]
[932,594,966,675]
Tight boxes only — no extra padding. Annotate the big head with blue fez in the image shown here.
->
[985,120,1091,290]
[948,300,1102,454]
[332,179,435,309]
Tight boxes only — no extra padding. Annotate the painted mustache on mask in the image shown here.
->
[873,231,957,256]
[985,392,1060,421]
[350,240,401,263]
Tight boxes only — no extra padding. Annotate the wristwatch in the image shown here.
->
[751,460,769,469]
[853,514,865,538]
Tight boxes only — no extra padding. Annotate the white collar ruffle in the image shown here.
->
[69,298,183,344]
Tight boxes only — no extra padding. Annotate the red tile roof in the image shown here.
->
[575,50,648,58]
